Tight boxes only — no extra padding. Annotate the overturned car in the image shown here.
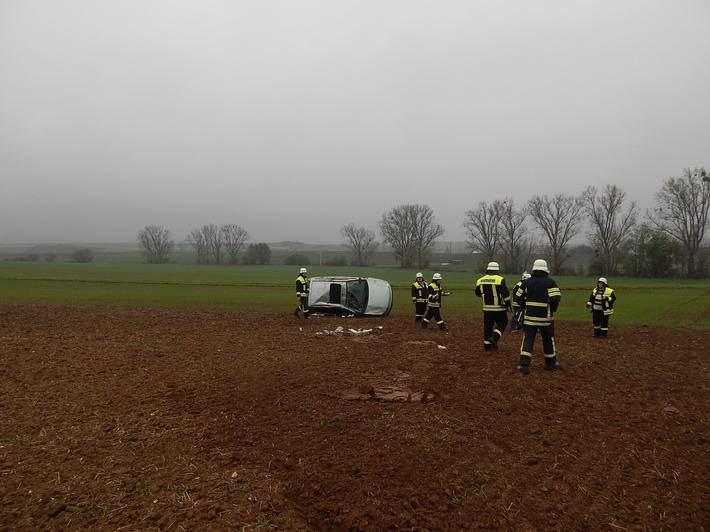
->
[307,276,393,317]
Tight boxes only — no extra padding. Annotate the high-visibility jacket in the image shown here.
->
[411,281,428,303]
[296,274,309,298]
[427,281,444,308]
[513,271,561,327]
[511,281,523,308]
[589,287,615,315]
[475,274,511,311]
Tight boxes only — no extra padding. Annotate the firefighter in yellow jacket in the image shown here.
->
[411,272,428,323]
[293,267,310,319]
[421,273,451,331]
[475,262,511,350]
[586,277,616,337]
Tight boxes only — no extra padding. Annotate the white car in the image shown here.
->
[307,276,393,316]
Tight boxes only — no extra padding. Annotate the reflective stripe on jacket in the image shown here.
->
[589,287,615,315]
[427,282,443,308]
[412,281,428,303]
[296,275,309,298]
[513,271,561,327]
[511,281,523,308]
[475,274,511,311]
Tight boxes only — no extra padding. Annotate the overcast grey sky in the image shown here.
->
[1,1,708,245]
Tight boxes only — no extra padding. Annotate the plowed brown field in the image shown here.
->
[1,305,708,531]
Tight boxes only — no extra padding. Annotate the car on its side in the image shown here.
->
[307,276,393,317]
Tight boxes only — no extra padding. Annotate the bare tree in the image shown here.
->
[649,167,710,278]
[582,184,638,275]
[462,200,503,266]
[528,193,585,274]
[379,204,444,268]
[184,228,209,264]
[202,224,224,264]
[138,225,174,264]
[221,224,249,265]
[411,206,445,268]
[341,223,379,266]
[499,199,535,273]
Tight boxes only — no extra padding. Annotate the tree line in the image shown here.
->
[137,167,709,278]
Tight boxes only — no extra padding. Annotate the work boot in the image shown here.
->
[545,361,562,371]
[517,365,530,375]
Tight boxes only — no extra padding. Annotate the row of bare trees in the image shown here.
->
[183,224,250,265]
[340,205,446,269]
[138,224,249,264]
[459,168,709,276]
[138,168,708,277]
[340,167,709,277]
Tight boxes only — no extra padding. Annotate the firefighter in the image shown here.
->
[475,261,511,350]
[294,267,310,319]
[421,273,451,331]
[509,271,531,332]
[587,277,616,337]
[411,272,428,323]
[513,259,562,374]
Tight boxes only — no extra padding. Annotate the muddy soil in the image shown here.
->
[1,305,708,531]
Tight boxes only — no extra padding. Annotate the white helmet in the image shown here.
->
[598,277,608,285]
[532,259,549,273]
[432,273,442,280]
[487,261,500,271]
[299,268,307,274]
[522,271,531,280]
[416,272,423,278]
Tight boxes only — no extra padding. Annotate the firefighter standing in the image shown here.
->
[513,259,562,374]
[475,262,511,350]
[509,271,531,332]
[411,272,428,323]
[587,277,616,337]
[294,267,310,319]
[421,273,450,331]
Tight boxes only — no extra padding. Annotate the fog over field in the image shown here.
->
[1,1,709,245]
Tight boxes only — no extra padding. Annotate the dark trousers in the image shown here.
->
[519,323,556,368]
[414,302,427,322]
[422,306,446,329]
[483,310,508,350]
[592,310,609,336]
[295,296,310,318]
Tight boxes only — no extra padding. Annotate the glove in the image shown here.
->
[586,302,591,308]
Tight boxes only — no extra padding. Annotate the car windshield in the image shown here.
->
[345,279,369,313]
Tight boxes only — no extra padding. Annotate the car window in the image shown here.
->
[329,283,342,304]
[345,279,368,313]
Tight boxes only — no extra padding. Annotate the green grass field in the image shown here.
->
[1,261,708,329]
